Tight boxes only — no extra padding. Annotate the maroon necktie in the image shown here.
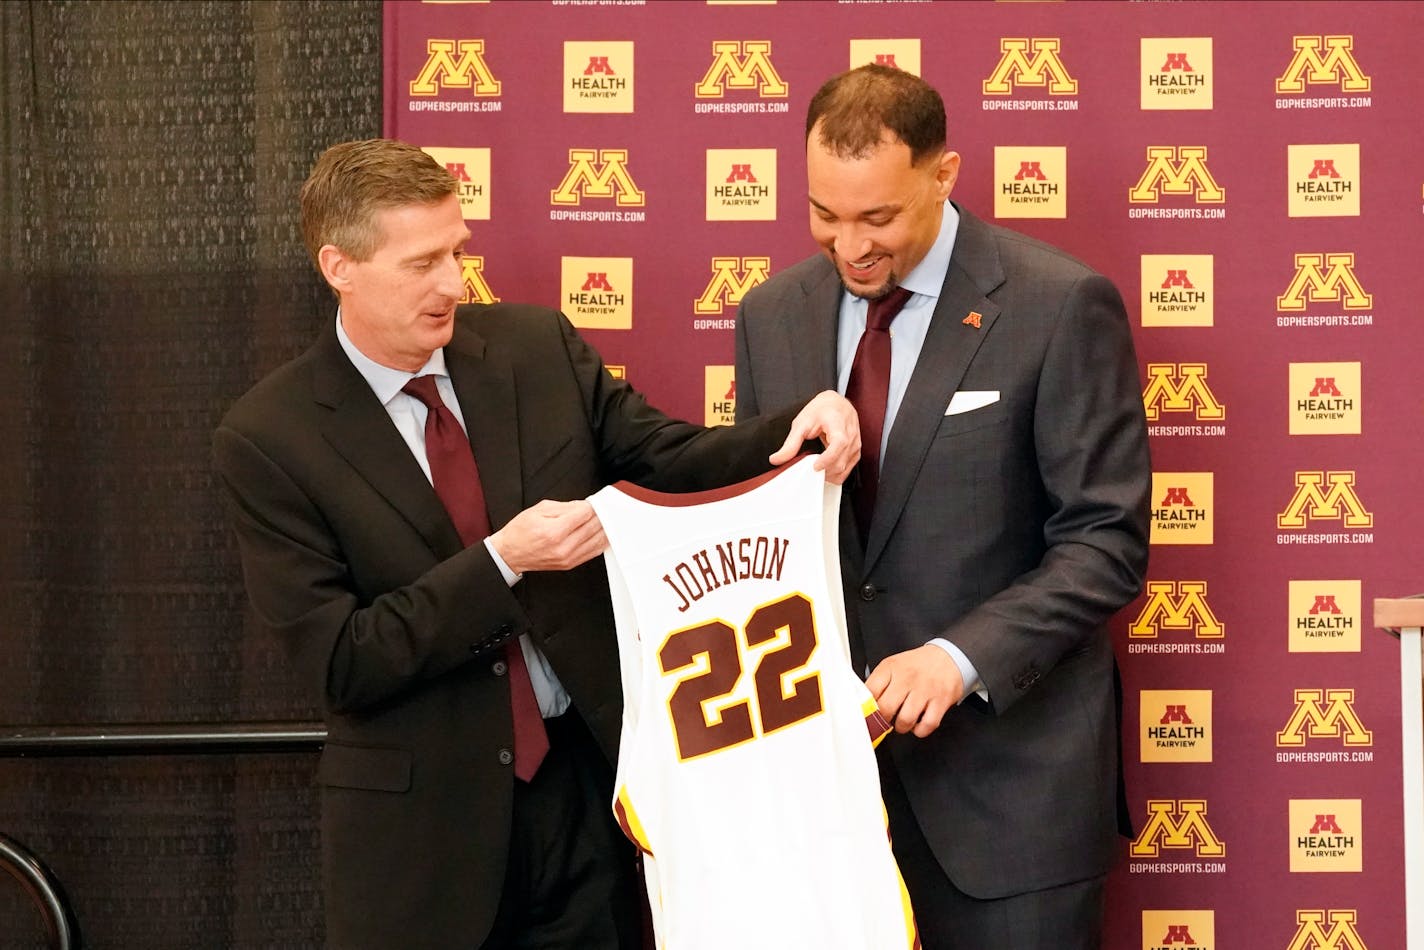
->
[402,375,549,782]
[843,286,913,541]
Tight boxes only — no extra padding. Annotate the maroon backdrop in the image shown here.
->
[384,2,1424,947]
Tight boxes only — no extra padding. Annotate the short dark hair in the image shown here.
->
[805,65,947,165]
[299,138,458,270]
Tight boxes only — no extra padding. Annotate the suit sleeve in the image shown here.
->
[213,421,529,715]
[947,274,1151,713]
[552,311,798,490]
[732,300,761,421]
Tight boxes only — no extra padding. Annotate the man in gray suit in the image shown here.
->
[734,65,1152,949]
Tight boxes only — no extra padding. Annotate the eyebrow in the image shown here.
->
[808,195,900,219]
[398,232,471,264]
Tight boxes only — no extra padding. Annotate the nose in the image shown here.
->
[833,224,871,262]
[436,254,465,301]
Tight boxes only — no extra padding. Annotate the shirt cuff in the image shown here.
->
[483,537,522,587]
[929,638,989,704]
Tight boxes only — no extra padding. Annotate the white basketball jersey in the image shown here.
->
[588,456,919,950]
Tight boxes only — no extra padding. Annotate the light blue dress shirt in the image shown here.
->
[833,204,987,702]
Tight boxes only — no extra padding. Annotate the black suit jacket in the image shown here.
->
[735,206,1151,899]
[214,303,799,948]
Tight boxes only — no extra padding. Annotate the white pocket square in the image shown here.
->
[945,390,1000,415]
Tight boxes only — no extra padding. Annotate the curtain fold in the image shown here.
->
[0,3,381,945]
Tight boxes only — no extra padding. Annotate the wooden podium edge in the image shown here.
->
[1376,597,1424,630]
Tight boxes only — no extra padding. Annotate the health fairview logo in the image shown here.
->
[1290,799,1362,873]
[1289,145,1360,217]
[1285,910,1369,950]
[695,41,788,98]
[1143,363,1225,422]
[458,257,498,305]
[564,41,633,113]
[1289,580,1362,653]
[1278,472,1372,530]
[994,147,1066,218]
[410,40,501,97]
[1141,38,1213,110]
[1141,690,1212,763]
[1130,147,1225,204]
[1129,581,1225,640]
[1150,473,1213,545]
[707,149,776,221]
[1141,255,1213,326]
[1130,800,1226,859]
[1277,253,1372,312]
[983,38,1077,95]
[705,366,736,426]
[1289,362,1361,435]
[1142,910,1214,950]
[849,39,921,75]
[560,257,633,330]
[1277,36,1370,94]
[422,147,490,220]
[550,149,645,206]
[694,256,770,315]
[1277,689,1372,747]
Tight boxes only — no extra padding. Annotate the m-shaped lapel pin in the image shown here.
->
[963,311,983,329]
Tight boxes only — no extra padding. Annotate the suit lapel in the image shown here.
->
[444,320,523,533]
[864,208,1006,569]
[312,328,464,558]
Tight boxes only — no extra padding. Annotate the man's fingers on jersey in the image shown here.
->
[774,390,861,485]
[491,500,604,573]
[867,646,961,735]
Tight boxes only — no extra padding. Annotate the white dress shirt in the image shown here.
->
[336,312,571,717]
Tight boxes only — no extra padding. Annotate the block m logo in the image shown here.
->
[1276,36,1371,93]
[695,41,788,98]
[1130,581,1224,639]
[1143,363,1226,421]
[1161,925,1197,944]
[1130,147,1225,203]
[550,149,645,207]
[459,257,499,305]
[982,38,1077,95]
[695,257,771,315]
[1130,800,1225,858]
[1277,253,1372,311]
[1285,910,1369,950]
[410,40,501,97]
[1277,689,1372,747]
[1278,472,1372,529]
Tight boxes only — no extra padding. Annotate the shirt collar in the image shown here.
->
[896,201,959,301]
[335,309,449,405]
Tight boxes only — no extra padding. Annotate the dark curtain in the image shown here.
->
[0,1,381,945]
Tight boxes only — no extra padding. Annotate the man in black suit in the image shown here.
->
[213,138,859,949]
[735,66,1151,949]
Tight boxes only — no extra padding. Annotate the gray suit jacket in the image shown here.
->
[734,205,1151,898]
[215,304,800,948]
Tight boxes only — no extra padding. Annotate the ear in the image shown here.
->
[934,150,961,201]
[317,244,355,295]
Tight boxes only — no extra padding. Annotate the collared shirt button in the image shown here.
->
[491,660,508,676]
[497,748,514,766]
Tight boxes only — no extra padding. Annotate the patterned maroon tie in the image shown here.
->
[402,375,549,781]
[843,286,913,542]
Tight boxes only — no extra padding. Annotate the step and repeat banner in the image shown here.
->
[383,2,1422,947]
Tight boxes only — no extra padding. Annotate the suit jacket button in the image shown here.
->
[497,748,514,766]
[492,660,508,676]
[496,622,515,640]
[859,583,877,602]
